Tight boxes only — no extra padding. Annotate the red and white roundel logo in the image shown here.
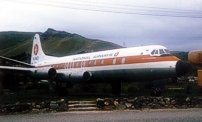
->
[114,52,119,56]
[34,44,39,55]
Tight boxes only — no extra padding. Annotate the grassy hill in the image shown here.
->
[0,28,189,63]
[0,28,122,57]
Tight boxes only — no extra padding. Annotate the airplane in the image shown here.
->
[188,49,202,88]
[0,34,189,95]
[188,50,202,66]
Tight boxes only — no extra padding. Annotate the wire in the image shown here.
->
[3,0,202,18]
[32,0,202,15]
[59,0,202,13]
[39,0,202,15]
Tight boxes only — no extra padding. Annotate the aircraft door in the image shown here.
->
[81,61,85,71]
[69,62,74,73]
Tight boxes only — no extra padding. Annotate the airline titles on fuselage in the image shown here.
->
[73,53,113,61]
[73,53,114,61]
[93,53,113,59]
[73,56,90,61]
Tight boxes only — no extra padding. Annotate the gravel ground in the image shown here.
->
[1,109,202,122]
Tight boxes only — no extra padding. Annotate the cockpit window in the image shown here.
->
[155,50,158,54]
[151,50,155,55]
[159,49,165,54]
[151,48,171,56]
[164,49,170,54]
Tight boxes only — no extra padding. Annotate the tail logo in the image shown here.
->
[34,44,39,55]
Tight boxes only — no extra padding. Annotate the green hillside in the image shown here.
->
[0,28,189,63]
[0,28,122,57]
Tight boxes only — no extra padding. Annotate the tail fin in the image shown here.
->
[31,34,55,65]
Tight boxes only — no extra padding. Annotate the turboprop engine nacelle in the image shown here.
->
[56,70,92,82]
[29,67,57,80]
[70,71,92,82]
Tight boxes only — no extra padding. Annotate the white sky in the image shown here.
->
[0,0,202,51]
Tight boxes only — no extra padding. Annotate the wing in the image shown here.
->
[0,65,57,80]
[0,65,32,71]
[0,56,35,68]
[0,56,34,75]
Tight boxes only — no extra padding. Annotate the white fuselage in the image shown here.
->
[34,45,180,83]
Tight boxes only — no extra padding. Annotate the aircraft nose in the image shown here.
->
[175,60,189,76]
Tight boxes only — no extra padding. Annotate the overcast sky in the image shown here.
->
[0,0,202,51]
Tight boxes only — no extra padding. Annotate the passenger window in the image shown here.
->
[121,57,125,64]
[66,63,68,69]
[101,59,104,65]
[88,61,91,66]
[76,62,79,68]
[112,58,116,65]
[94,60,96,66]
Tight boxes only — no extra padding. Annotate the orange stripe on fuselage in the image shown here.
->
[36,55,179,69]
